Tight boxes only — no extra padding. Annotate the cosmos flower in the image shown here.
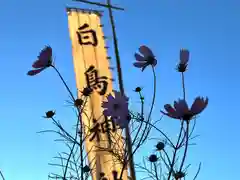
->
[176,49,189,72]
[102,90,130,129]
[27,46,53,76]
[161,97,208,121]
[44,110,55,119]
[148,154,158,163]
[133,45,157,71]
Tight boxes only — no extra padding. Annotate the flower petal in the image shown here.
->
[180,49,189,65]
[27,68,45,76]
[113,90,128,102]
[38,46,52,61]
[164,104,176,114]
[113,115,129,129]
[113,90,121,99]
[103,109,112,116]
[173,101,181,113]
[139,45,154,57]
[141,64,149,72]
[107,94,115,102]
[134,53,146,61]
[190,97,208,115]
[161,104,180,119]
[152,59,157,67]
[160,110,179,119]
[176,99,189,114]
[133,62,146,68]
[32,59,48,68]
[102,101,110,109]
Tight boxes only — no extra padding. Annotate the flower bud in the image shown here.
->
[134,87,142,92]
[156,142,165,151]
[45,111,55,119]
[148,154,158,162]
[74,98,83,107]
[83,165,90,173]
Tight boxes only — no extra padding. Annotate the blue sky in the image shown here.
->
[0,0,239,179]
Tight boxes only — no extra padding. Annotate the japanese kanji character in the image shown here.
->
[89,119,101,142]
[85,65,108,95]
[77,23,98,46]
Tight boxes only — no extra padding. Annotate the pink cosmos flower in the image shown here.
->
[161,97,208,121]
[176,49,189,72]
[27,46,53,76]
[133,45,157,71]
[102,90,130,129]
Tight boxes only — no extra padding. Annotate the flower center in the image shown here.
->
[147,56,155,64]
[182,113,193,121]
[47,58,52,67]
[113,103,120,110]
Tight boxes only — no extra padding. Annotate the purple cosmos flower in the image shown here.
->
[161,97,208,121]
[27,46,52,76]
[176,49,189,72]
[133,45,157,71]
[102,90,130,129]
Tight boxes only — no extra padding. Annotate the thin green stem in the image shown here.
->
[119,91,143,179]
[132,66,157,153]
[0,170,5,180]
[51,118,80,146]
[178,71,190,172]
[181,72,186,100]
[131,91,144,146]
[179,122,190,172]
[162,149,172,168]
[120,67,157,180]
[62,106,84,180]
[79,118,84,180]
[167,120,184,180]
[154,163,160,180]
[142,66,157,142]
[193,163,201,180]
[51,65,75,102]
[138,118,175,150]
[51,65,85,180]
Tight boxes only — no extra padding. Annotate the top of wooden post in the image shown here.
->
[72,0,124,11]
